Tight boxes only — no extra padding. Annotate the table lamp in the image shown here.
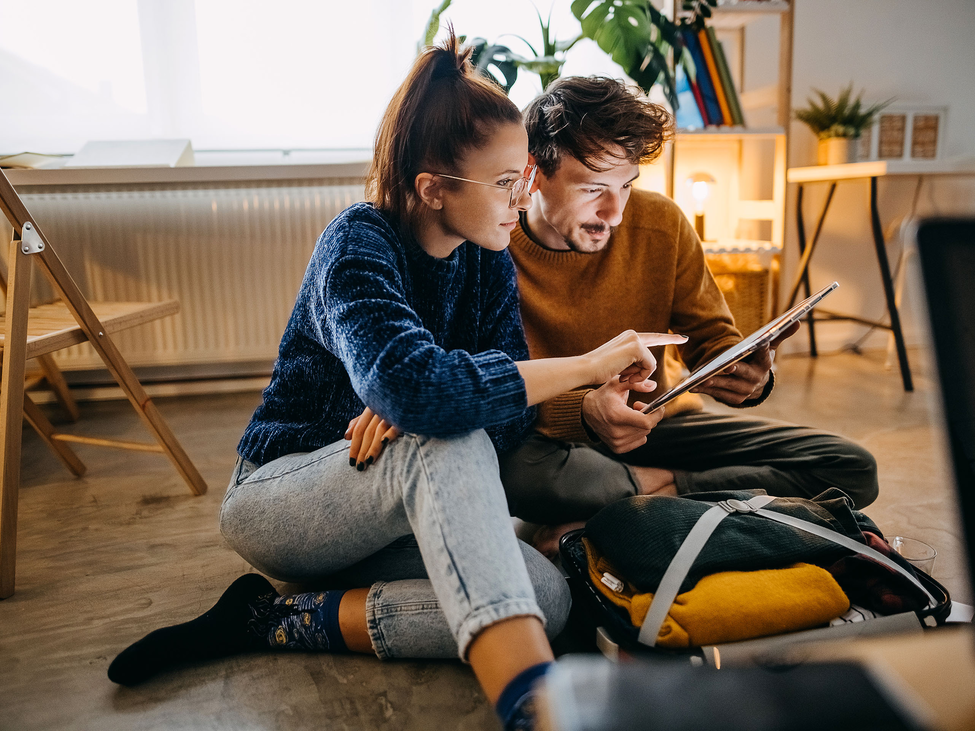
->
[687,172,715,241]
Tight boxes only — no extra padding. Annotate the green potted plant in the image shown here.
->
[420,1,581,92]
[571,0,716,109]
[421,0,716,105]
[794,84,893,165]
[506,6,583,90]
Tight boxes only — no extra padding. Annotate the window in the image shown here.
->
[0,0,614,156]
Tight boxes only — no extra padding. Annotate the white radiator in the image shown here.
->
[10,179,365,376]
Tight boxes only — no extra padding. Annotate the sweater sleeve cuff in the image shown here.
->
[535,388,598,444]
[734,369,775,409]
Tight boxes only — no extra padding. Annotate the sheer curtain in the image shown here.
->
[0,0,618,156]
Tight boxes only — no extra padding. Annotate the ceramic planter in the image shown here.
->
[817,137,857,165]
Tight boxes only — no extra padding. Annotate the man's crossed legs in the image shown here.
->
[500,412,879,557]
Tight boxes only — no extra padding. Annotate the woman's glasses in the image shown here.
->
[433,165,537,209]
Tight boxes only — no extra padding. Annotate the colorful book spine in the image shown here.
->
[689,77,709,126]
[674,65,705,130]
[706,26,745,127]
[681,27,723,127]
[698,28,733,126]
[679,43,710,125]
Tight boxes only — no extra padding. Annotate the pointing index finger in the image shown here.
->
[639,333,689,348]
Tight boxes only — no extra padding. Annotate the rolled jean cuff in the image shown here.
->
[454,599,546,662]
[365,582,544,662]
[365,581,444,660]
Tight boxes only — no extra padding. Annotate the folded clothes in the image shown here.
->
[585,538,850,648]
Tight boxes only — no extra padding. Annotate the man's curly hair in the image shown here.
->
[523,76,674,177]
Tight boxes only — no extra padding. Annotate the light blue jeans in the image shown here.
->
[219,429,570,661]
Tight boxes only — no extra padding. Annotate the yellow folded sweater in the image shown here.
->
[585,537,850,648]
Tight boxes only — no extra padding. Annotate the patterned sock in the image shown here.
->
[107,573,279,686]
[251,589,348,653]
[495,662,552,731]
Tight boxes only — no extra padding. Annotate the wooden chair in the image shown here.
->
[0,258,80,450]
[0,169,207,599]
[24,354,81,422]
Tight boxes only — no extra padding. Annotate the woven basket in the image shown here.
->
[706,252,777,336]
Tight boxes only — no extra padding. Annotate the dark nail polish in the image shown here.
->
[356,462,365,471]
[381,437,389,445]
[365,456,374,466]
[350,458,356,467]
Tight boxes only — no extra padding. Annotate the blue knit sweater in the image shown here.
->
[238,203,535,466]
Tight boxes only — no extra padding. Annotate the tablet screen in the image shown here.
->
[641,282,838,414]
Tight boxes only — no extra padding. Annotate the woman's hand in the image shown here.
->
[584,330,688,386]
[517,331,688,407]
[345,407,400,471]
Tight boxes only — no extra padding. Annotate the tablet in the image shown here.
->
[641,281,838,414]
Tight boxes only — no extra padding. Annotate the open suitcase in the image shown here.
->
[558,489,952,664]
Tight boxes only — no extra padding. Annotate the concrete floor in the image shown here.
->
[0,347,970,730]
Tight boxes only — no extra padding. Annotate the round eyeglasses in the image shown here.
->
[433,165,537,209]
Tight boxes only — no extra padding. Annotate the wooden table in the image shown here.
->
[786,158,975,392]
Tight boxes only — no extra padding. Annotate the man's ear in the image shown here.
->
[415,173,444,210]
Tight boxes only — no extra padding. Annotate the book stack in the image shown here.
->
[676,25,745,130]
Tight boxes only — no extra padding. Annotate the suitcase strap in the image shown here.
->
[636,495,936,647]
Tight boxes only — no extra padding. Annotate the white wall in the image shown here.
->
[779,0,975,355]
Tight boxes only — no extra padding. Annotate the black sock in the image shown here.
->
[107,573,278,686]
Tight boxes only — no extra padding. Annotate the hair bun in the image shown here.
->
[429,26,472,80]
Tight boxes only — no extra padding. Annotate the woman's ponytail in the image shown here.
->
[366,28,521,232]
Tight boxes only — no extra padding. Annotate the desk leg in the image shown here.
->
[869,176,913,391]
[790,182,836,356]
[794,184,814,355]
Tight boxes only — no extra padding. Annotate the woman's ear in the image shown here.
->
[415,173,444,210]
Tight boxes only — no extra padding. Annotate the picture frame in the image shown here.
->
[856,105,947,162]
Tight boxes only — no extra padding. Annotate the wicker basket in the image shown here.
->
[705,252,778,336]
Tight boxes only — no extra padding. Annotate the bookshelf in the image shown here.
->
[667,0,793,230]
[668,1,794,329]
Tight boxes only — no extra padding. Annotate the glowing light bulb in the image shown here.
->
[691,180,711,212]
[685,173,716,242]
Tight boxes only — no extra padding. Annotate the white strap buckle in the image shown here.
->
[719,498,761,514]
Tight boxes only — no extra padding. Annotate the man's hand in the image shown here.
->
[691,321,800,405]
[582,376,666,454]
[345,407,400,471]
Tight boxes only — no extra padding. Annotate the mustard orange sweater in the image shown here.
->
[585,539,850,649]
[509,189,743,442]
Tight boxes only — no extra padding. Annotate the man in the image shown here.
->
[499,76,878,549]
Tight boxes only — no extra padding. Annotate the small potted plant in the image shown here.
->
[419,0,580,92]
[794,84,893,165]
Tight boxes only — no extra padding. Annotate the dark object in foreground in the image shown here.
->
[537,655,931,731]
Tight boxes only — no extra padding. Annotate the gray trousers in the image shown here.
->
[499,412,879,524]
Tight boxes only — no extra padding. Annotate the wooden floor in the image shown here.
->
[0,347,970,730]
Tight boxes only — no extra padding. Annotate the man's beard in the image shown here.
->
[564,223,615,252]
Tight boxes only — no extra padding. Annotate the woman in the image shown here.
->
[108,33,683,729]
